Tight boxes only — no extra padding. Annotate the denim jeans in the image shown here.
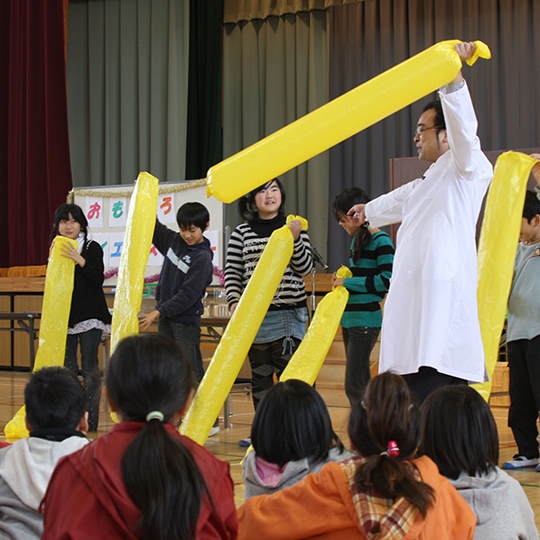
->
[253,307,308,344]
[342,326,380,406]
[65,328,102,431]
[158,318,205,383]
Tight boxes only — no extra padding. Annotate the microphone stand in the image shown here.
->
[310,246,328,316]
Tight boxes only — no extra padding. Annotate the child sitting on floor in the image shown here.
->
[238,372,476,540]
[41,335,237,540]
[420,385,538,540]
[0,367,89,540]
[242,379,351,499]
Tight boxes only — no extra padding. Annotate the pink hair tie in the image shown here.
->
[381,440,400,457]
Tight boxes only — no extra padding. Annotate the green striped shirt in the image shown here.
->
[341,231,394,328]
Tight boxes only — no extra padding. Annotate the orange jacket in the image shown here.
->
[238,455,475,540]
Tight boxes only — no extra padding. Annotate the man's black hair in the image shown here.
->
[422,100,446,135]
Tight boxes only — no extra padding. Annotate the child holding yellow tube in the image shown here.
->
[52,203,111,432]
[139,202,221,435]
[332,187,394,406]
[502,184,540,471]
[225,179,313,445]
[139,203,213,382]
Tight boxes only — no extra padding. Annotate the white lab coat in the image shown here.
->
[365,82,492,383]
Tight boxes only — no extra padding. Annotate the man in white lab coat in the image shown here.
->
[348,42,493,403]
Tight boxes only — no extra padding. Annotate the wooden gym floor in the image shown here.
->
[0,372,538,532]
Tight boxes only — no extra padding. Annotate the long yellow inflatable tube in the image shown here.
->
[110,172,159,353]
[280,266,352,385]
[5,236,77,439]
[181,223,300,444]
[473,152,537,401]
[207,40,490,203]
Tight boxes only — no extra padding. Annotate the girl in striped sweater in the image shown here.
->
[332,188,394,406]
[225,179,313,439]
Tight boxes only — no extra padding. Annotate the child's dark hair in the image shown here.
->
[50,203,88,243]
[177,202,210,231]
[348,372,434,517]
[238,178,286,221]
[251,379,344,469]
[422,99,446,134]
[25,366,88,431]
[106,334,204,540]
[420,385,499,481]
[332,187,372,263]
[522,189,540,222]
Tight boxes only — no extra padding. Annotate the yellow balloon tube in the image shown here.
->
[180,225,297,444]
[207,40,490,203]
[5,236,77,439]
[280,266,352,385]
[472,152,537,401]
[110,172,159,353]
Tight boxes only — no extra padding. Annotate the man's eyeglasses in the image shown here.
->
[414,125,443,137]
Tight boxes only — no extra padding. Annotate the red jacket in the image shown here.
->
[42,422,237,540]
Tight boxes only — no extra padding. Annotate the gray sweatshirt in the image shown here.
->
[450,467,538,540]
[0,435,90,540]
[242,446,352,500]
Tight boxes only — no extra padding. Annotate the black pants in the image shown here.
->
[248,337,301,409]
[342,326,380,406]
[402,366,467,406]
[508,336,540,458]
[65,329,102,431]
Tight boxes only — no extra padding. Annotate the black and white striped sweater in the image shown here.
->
[225,220,313,309]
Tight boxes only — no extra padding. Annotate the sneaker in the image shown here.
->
[208,426,220,437]
[501,455,539,469]
[238,437,251,447]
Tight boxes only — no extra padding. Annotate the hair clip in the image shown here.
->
[380,440,400,457]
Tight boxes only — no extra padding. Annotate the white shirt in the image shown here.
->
[366,82,492,383]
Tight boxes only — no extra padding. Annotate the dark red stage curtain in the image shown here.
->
[0,0,73,272]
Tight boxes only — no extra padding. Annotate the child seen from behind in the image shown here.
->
[242,379,351,499]
[0,367,89,540]
[238,372,475,540]
[421,385,538,540]
[42,334,237,540]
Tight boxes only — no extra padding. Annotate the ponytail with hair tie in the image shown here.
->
[145,411,164,422]
[380,440,400,457]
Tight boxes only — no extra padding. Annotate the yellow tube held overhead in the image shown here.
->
[180,224,297,445]
[110,172,159,353]
[472,152,537,401]
[207,40,490,203]
[4,236,77,439]
[280,266,352,385]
